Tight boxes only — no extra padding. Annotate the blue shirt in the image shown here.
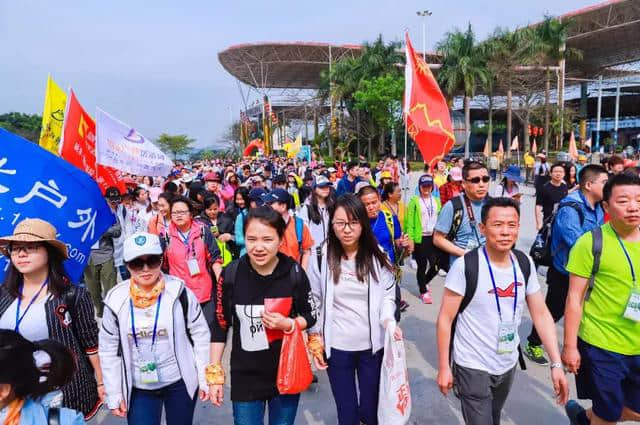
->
[336,175,361,196]
[434,195,486,265]
[551,190,604,275]
[370,211,402,263]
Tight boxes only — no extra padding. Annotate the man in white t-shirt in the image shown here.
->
[436,197,568,425]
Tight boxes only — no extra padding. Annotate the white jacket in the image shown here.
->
[99,274,210,410]
[307,244,396,358]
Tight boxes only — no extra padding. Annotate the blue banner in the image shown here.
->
[0,129,116,283]
[296,145,311,163]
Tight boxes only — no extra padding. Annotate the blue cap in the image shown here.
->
[503,166,523,183]
[419,174,434,186]
[249,188,268,206]
[261,188,291,205]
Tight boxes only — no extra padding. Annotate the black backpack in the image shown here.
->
[529,200,584,267]
[449,247,532,370]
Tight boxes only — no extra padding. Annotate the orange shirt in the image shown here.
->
[279,215,314,262]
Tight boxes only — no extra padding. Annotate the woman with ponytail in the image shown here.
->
[0,330,84,425]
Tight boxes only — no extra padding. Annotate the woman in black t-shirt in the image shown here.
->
[210,206,316,425]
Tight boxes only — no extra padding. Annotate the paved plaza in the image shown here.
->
[96,177,578,425]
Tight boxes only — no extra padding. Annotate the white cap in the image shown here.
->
[123,232,163,262]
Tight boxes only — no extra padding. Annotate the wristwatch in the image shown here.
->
[550,362,563,370]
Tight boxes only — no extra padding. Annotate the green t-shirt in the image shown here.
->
[566,223,640,355]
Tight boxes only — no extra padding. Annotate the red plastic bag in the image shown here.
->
[276,321,313,394]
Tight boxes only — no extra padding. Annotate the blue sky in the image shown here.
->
[0,0,593,148]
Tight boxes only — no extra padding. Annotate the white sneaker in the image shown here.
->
[438,269,447,277]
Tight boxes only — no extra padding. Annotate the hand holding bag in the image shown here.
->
[276,320,313,394]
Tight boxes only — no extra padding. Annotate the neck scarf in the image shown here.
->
[3,398,24,425]
[129,276,165,309]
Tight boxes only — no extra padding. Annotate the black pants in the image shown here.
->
[527,265,569,346]
[414,235,439,294]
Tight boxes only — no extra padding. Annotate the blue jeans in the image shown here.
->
[128,380,196,425]
[326,348,383,425]
[232,394,300,425]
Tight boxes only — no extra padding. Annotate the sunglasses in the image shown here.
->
[127,255,162,272]
[466,176,491,184]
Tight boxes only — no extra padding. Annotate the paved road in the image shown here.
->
[96,175,577,425]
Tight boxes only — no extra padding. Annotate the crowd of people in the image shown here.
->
[0,151,638,425]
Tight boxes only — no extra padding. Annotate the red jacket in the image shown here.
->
[162,220,221,303]
[440,181,463,206]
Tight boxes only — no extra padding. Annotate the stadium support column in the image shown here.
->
[614,80,620,151]
[579,82,588,146]
[595,75,603,153]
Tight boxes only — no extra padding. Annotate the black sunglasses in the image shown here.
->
[466,176,491,184]
[127,255,162,272]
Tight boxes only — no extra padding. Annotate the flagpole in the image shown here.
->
[403,115,409,205]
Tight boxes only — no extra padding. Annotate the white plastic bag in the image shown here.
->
[378,322,411,425]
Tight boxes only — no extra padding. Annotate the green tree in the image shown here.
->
[155,133,195,159]
[437,23,490,158]
[353,74,404,156]
[0,112,42,143]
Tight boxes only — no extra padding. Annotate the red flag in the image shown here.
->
[60,90,125,194]
[404,32,455,168]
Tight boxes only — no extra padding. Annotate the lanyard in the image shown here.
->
[130,294,162,348]
[15,279,49,332]
[463,195,482,244]
[613,228,637,286]
[482,247,518,322]
[420,196,434,219]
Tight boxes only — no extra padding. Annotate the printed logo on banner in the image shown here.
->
[0,129,115,283]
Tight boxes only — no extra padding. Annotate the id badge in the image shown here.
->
[210,225,219,235]
[187,258,201,276]
[623,289,640,322]
[136,347,159,384]
[497,322,517,354]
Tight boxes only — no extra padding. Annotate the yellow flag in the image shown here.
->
[38,75,67,155]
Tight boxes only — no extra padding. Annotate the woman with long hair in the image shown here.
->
[0,219,103,419]
[148,192,174,235]
[380,182,405,232]
[307,194,402,425]
[123,186,154,238]
[0,330,84,424]
[99,232,211,425]
[210,206,316,425]
[565,163,579,192]
[298,176,336,262]
[233,187,251,257]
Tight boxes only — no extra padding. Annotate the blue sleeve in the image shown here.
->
[552,205,584,248]
[392,215,402,239]
[234,213,245,249]
[434,201,454,234]
[336,179,345,196]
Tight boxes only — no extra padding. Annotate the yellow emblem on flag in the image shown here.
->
[284,133,302,158]
[38,75,67,155]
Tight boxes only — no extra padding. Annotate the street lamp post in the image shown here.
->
[416,9,432,62]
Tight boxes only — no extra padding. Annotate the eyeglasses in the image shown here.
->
[127,255,162,272]
[8,243,43,256]
[465,176,491,184]
[171,210,191,217]
[332,220,361,231]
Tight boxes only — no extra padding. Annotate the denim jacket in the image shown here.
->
[550,190,604,276]
[17,398,85,425]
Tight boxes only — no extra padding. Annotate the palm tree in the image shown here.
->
[534,16,582,152]
[437,24,489,158]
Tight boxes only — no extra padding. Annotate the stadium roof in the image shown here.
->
[219,0,640,90]
[218,42,440,90]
